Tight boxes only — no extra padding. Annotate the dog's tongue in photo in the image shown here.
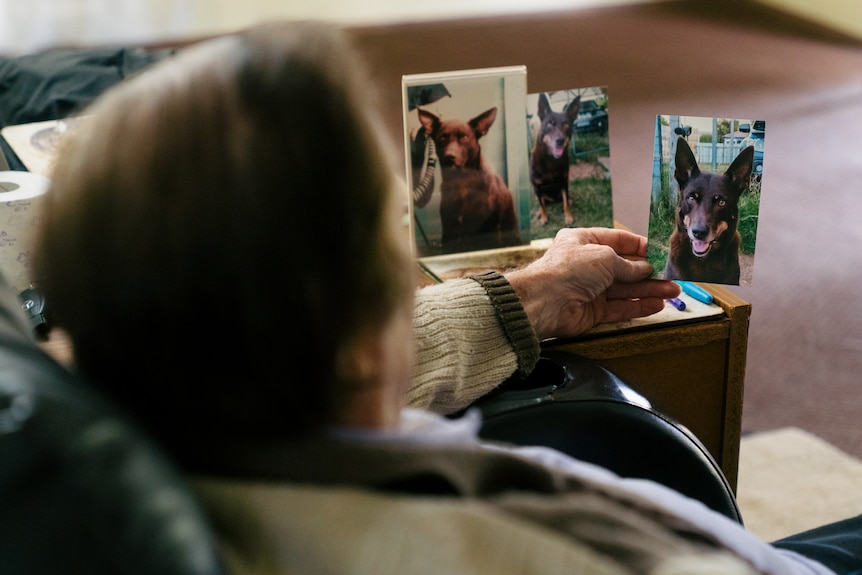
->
[692,238,711,256]
[687,217,728,257]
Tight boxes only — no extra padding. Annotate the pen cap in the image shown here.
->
[674,281,713,304]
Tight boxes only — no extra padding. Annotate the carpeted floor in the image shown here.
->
[738,427,862,542]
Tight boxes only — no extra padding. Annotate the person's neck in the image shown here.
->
[335,385,402,431]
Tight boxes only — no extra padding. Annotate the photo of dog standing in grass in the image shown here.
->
[648,116,764,287]
[525,88,614,240]
[530,92,580,226]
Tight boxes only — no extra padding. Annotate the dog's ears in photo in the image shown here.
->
[565,95,581,120]
[537,93,552,119]
[726,145,755,192]
[674,136,700,190]
[469,107,498,138]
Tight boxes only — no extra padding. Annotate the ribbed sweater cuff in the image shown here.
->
[468,270,540,377]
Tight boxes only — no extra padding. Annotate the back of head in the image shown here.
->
[35,22,413,468]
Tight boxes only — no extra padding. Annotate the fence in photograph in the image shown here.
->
[695,141,750,166]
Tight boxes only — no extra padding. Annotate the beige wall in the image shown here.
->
[0,0,645,55]
[2,0,860,56]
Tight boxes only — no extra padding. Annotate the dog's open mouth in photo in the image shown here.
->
[690,238,716,257]
[544,136,568,160]
[685,219,728,258]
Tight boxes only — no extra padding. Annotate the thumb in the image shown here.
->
[614,258,655,283]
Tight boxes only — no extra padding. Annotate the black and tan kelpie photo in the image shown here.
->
[418,106,520,254]
[664,137,754,284]
[530,93,580,226]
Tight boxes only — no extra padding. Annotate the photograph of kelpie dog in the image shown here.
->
[526,88,613,240]
[402,66,531,258]
[531,93,580,226]
[647,115,764,286]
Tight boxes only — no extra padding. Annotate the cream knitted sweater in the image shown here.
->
[407,271,540,414]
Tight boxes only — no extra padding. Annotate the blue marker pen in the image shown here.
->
[666,297,686,311]
[674,281,714,305]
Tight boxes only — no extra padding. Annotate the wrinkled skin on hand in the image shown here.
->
[505,228,681,340]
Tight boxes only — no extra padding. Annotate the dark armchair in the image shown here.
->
[474,351,743,523]
[0,342,224,575]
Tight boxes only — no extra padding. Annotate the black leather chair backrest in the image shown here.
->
[0,343,225,575]
[473,351,743,524]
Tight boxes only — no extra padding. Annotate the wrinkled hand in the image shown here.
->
[504,227,680,340]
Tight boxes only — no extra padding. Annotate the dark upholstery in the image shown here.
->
[0,47,172,170]
[475,351,743,524]
[0,342,225,575]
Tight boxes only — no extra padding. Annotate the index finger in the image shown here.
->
[578,227,648,259]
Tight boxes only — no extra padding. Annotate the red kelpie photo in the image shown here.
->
[530,92,580,226]
[664,137,754,284]
[417,106,520,253]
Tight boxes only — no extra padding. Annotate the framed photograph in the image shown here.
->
[646,115,765,286]
[526,87,613,240]
[402,66,530,259]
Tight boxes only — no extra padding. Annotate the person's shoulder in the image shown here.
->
[194,474,636,575]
